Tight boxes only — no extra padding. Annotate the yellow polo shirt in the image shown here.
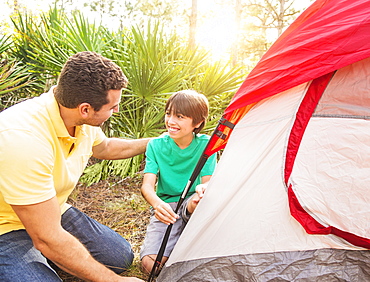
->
[0,87,106,235]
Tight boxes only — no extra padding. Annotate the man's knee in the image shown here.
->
[61,207,134,273]
[95,238,134,274]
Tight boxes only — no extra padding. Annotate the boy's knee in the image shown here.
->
[141,255,168,275]
[141,255,154,274]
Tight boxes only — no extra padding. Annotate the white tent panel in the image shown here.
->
[290,117,370,238]
[314,57,370,117]
[290,56,370,241]
[165,82,358,269]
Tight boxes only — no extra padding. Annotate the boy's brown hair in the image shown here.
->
[165,90,209,134]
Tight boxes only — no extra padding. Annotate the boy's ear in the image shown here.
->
[194,120,203,129]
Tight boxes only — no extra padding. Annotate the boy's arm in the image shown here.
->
[186,175,212,215]
[201,175,212,184]
[140,173,178,225]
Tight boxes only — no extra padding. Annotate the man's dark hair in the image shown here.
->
[54,51,128,111]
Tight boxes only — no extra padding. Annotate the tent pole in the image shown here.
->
[147,156,208,281]
[147,116,236,281]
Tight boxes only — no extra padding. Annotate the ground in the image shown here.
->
[57,172,151,281]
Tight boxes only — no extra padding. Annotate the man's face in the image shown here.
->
[85,89,122,127]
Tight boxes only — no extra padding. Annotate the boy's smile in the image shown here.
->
[165,111,201,149]
[168,126,180,133]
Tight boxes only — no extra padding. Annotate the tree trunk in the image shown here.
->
[13,0,19,12]
[277,0,285,36]
[232,0,242,66]
[189,0,197,49]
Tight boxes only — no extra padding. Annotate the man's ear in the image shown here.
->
[78,103,92,118]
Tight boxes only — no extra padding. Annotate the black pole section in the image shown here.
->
[176,155,208,213]
[147,224,173,281]
[147,155,209,282]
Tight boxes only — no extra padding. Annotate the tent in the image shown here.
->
[157,0,370,280]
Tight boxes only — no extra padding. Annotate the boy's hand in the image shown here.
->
[154,202,179,225]
[195,183,207,199]
[186,183,208,214]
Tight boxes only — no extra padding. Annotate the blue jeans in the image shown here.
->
[0,206,134,281]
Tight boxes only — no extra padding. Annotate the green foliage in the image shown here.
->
[0,35,36,110]
[0,60,34,110]
[5,8,245,185]
[10,8,62,93]
[0,34,12,55]
[188,60,245,133]
[11,6,112,78]
[79,158,143,186]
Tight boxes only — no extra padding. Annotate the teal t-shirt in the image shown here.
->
[144,133,217,203]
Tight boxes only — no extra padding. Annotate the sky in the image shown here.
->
[0,0,314,58]
[193,0,314,58]
[1,0,313,13]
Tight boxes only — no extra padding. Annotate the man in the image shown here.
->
[0,51,147,281]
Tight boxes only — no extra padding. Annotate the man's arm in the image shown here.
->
[92,137,151,160]
[11,197,143,282]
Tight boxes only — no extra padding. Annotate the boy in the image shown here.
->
[140,90,217,274]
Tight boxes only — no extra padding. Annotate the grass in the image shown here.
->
[57,172,151,281]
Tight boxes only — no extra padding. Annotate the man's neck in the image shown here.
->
[58,103,78,137]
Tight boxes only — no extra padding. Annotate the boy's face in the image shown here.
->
[165,110,202,142]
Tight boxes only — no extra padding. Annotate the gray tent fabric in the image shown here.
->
[158,249,370,281]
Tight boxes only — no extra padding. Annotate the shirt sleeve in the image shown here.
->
[200,152,217,177]
[92,127,106,147]
[143,139,159,174]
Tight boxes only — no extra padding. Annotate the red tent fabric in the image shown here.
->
[205,0,370,156]
[224,0,370,125]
